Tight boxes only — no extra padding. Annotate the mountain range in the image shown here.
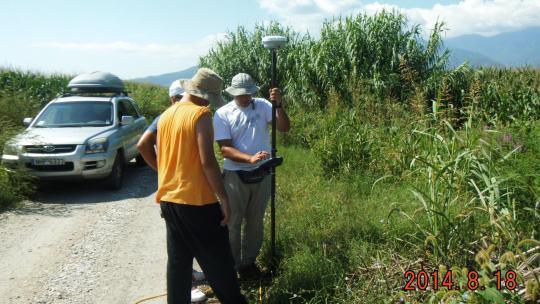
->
[446,27,540,68]
[131,27,540,86]
[131,66,198,87]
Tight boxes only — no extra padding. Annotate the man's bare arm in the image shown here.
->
[136,130,158,171]
[217,139,270,164]
[196,113,230,225]
[270,87,291,132]
[276,107,291,132]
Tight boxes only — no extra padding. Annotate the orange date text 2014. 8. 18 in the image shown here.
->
[402,270,518,291]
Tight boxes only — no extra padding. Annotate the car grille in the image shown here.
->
[26,162,75,172]
[24,145,77,154]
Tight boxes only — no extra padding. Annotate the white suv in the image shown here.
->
[1,72,148,190]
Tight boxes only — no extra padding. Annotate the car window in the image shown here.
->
[117,101,127,121]
[119,100,139,118]
[131,102,142,116]
[34,102,113,128]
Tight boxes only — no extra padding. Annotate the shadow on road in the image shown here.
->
[37,163,158,203]
[8,163,158,217]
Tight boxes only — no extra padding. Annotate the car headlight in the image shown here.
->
[85,138,109,154]
[1,143,20,162]
[2,143,19,156]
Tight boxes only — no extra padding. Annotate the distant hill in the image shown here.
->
[447,48,503,68]
[445,27,540,67]
[131,66,197,87]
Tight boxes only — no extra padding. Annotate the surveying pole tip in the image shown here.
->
[262,36,288,49]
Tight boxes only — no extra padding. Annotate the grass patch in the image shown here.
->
[244,146,423,303]
[242,141,538,303]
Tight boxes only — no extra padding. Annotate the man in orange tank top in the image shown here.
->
[156,68,246,304]
[136,80,207,302]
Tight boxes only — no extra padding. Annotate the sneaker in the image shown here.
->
[191,288,206,303]
[192,269,205,282]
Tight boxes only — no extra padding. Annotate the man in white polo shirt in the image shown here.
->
[213,73,290,278]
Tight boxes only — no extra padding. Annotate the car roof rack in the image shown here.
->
[59,91,129,98]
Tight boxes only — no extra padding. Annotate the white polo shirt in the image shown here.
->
[213,98,272,171]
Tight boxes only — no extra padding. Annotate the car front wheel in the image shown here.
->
[104,152,124,190]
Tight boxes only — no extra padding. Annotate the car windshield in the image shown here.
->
[33,102,113,128]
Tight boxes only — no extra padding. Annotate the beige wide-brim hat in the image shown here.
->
[180,68,225,107]
[225,73,260,96]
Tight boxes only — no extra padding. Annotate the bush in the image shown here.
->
[498,121,540,232]
[312,111,377,177]
[125,82,169,120]
[0,165,34,210]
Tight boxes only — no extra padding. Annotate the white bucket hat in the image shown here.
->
[168,80,185,97]
[225,73,260,96]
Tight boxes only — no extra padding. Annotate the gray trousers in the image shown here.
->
[223,170,271,269]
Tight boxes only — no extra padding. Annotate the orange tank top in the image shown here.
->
[155,102,216,205]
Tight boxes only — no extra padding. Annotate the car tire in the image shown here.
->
[104,152,124,190]
[135,154,146,167]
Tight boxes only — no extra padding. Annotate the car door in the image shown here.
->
[119,99,144,160]
[115,100,135,160]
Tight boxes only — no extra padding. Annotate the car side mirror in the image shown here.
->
[23,117,33,127]
[121,115,134,126]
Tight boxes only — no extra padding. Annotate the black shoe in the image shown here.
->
[238,263,268,281]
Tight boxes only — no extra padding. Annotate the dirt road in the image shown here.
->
[0,164,181,304]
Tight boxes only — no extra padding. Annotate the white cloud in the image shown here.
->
[259,0,540,37]
[25,33,230,78]
[399,0,540,37]
[260,0,363,32]
[260,0,361,15]
[30,33,229,60]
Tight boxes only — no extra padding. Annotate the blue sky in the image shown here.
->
[1,0,539,78]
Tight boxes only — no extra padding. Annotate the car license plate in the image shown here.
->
[31,158,65,166]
